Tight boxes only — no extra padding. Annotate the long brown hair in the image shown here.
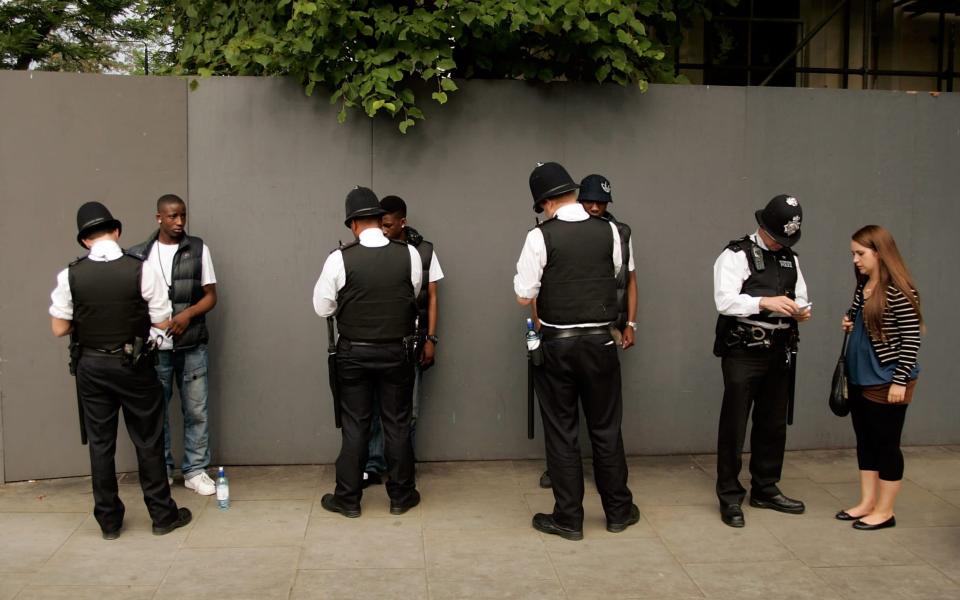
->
[852,225,923,340]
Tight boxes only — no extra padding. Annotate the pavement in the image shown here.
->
[2,446,960,599]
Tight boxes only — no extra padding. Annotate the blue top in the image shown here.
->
[846,309,919,386]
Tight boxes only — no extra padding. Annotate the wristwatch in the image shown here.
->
[625,321,638,331]
[425,335,439,345]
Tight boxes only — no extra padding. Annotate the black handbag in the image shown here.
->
[828,331,851,417]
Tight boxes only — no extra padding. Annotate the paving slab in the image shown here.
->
[813,564,960,599]
[821,479,960,527]
[428,577,566,599]
[157,546,299,600]
[891,526,960,584]
[761,517,923,568]
[783,449,860,484]
[685,560,842,600]
[290,568,427,600]
[13,585,156,599]
[218,465,324,501]
[0,513,86,573]
[0,574,31,600]
[184,499,312,547]
[424,527,554,581]
[300,514,424,569]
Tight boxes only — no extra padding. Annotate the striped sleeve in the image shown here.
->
[889,287,921,386]
[848,282,864,316]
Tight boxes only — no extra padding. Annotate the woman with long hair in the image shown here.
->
[837,225,923,530]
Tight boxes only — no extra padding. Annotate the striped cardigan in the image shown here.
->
[849,282,922,386]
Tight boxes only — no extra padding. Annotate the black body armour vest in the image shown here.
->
[713,235,799,356]
[336,241,417,341]
[605,213,632,331]
[129,233,209,350]
[536,216,619,325]
[68,254,151,351]
[404,226,433,334]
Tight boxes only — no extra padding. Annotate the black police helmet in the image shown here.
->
[755,194,802,247]
[578,174,613,203]
[344,186,385,227]
[76,201,122,248]
[529,162,579,213]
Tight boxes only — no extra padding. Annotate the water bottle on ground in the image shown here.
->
[216,466,230,510]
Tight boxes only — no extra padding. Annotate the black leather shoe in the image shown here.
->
[749,493,805,514]
[853,515,896,530]
[539,471,552,489]
[607,504,641,533]
[101,528,122,540]
[532,513,583,541]
[362,471,382,489]
[152,508,192,535]
[389,490,421,515]
[835,510,867,521]
[720,504,745,528]
[321,493,361,518]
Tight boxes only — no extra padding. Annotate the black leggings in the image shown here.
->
[849,386,908,481]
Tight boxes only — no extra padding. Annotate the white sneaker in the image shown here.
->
[184,471,216,496]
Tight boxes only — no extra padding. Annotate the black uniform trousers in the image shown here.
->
[76,353,179,532]
[334,340,417,508]
[533,332,633,530]
[716,338,791,507]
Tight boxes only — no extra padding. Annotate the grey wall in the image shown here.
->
[0,72,188,481]
[2,73,957,481]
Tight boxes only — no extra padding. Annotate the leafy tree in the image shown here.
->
[0,0,170,73]
[171,1,731,132]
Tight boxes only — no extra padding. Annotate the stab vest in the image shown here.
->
[336,240,417,341]
[713,235,799,355]
[68,254,151,351]
[404,226,433,334]
[604,213,632,331]
[536,216,619,325]
[129,232,209,350]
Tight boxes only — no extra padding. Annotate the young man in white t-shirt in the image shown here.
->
[129,194,218,495]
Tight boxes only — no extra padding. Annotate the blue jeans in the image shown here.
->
[366,366,422,473]
[156,345,210,478]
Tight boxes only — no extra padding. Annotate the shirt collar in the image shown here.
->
[88,239,124,261]
[358,227,389,247]
[554,202,589,222]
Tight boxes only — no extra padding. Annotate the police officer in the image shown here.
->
[363,195,444,486]
[312,187,423,517]
[713,194,812,527]
[538,173,638,490]
[514,162,639,540]
[49,202,192,540]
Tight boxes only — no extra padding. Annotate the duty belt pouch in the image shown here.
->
[401,335,418,364]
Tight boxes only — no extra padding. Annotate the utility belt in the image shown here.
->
[540,325,612,341]
[338,335,418,363]
[723,323,794,351]
[77,336,159,367]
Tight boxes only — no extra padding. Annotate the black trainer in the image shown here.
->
[152,508,192,536]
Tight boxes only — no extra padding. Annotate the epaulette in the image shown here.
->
[122,250,145,261]
[725,236,753,252]
[331,240,359,254]
[68,255,87,267]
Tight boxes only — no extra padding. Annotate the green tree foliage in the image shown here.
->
[0,1,170,72]
[171,0,730,132]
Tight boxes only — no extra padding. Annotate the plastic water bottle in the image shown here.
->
[525,318,540,351]
[216,466,230,510]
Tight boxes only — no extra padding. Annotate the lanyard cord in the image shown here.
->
[155,243,173,288]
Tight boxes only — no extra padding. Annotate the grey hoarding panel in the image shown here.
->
[0,72,187,481]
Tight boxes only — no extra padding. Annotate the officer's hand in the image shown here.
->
[621,327,635,350]
[419,339,436,370]
[166,312,191,336]
[841,315,853,332]
[793,308,812,322]
[888,383,907,403]
[760,296,799,316]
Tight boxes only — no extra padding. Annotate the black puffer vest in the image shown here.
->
[129,231,209,350]
[604,212,632,331]
[404,226,433,334]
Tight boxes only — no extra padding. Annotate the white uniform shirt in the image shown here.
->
[145,240,218,350]
[313,227,423,318]
[713,230,809,329]
[513,202,622,328]
[49,239,172,324]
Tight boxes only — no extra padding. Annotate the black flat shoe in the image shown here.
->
[321,493,361,518]
[539,471,552,489]
[389,490,421,515]
[152,508,192,536]
[532,513,583,541]
[749,493,805,514]
[607,504,640,533]
[720,504,745,528]
[835,510,867,521]
[852,516,896,530]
